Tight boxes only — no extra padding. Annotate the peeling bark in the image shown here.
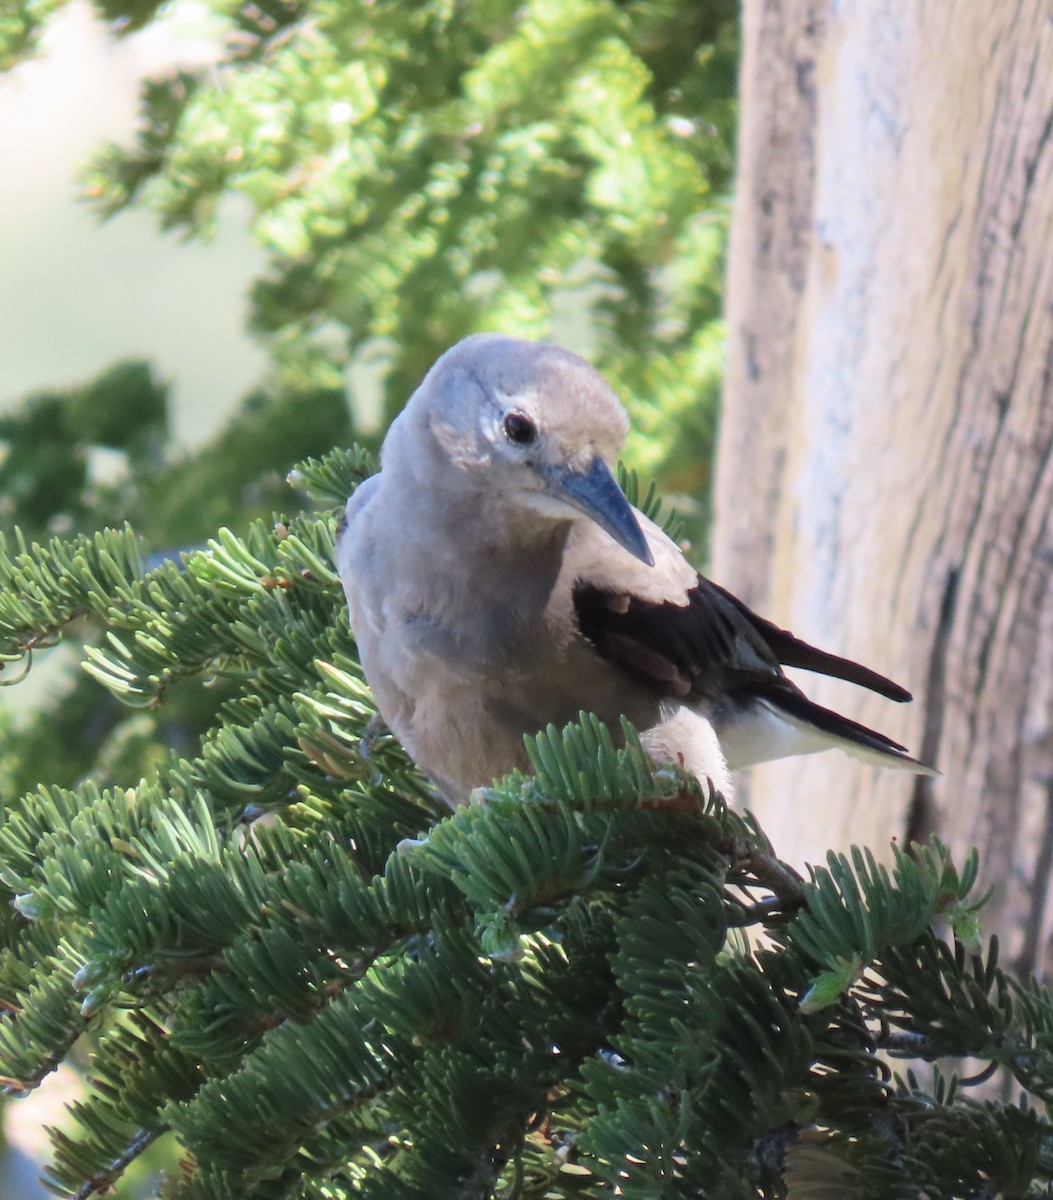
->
[715,0,1053,971]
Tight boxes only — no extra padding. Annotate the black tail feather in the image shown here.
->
[713,583,912,703]
[772,687,932,769]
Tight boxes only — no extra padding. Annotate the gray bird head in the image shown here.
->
[385,333,654,566]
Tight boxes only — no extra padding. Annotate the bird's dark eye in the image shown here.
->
[503,412,538,446]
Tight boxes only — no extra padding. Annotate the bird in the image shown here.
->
[334,333,934,806]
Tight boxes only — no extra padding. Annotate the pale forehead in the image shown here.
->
[424,333,629,442]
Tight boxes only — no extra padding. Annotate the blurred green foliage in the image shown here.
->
[0,362,352,797]
[78,0,736,489]
[0,361,352,545]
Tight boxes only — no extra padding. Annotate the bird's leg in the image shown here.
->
[356,712,389,781]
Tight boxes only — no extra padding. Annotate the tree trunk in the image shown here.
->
[715,0,1053,974]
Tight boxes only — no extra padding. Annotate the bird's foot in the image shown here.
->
[356,713,389,781]
[642,766,722,813]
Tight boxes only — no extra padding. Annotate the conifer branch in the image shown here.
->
[73,1128,159,1200]
[1,500,1052,1198]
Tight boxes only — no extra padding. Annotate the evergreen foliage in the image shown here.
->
[0,454,1052,1198]
[0,361,352,798]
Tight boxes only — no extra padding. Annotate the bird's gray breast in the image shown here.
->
[337,484,665,799]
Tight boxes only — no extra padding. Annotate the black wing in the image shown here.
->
[707,581,911,702]
[572,574,912,710]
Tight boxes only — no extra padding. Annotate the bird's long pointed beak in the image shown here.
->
[547,457,655,567]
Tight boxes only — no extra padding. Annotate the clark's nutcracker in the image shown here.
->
[336,334,934,805]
